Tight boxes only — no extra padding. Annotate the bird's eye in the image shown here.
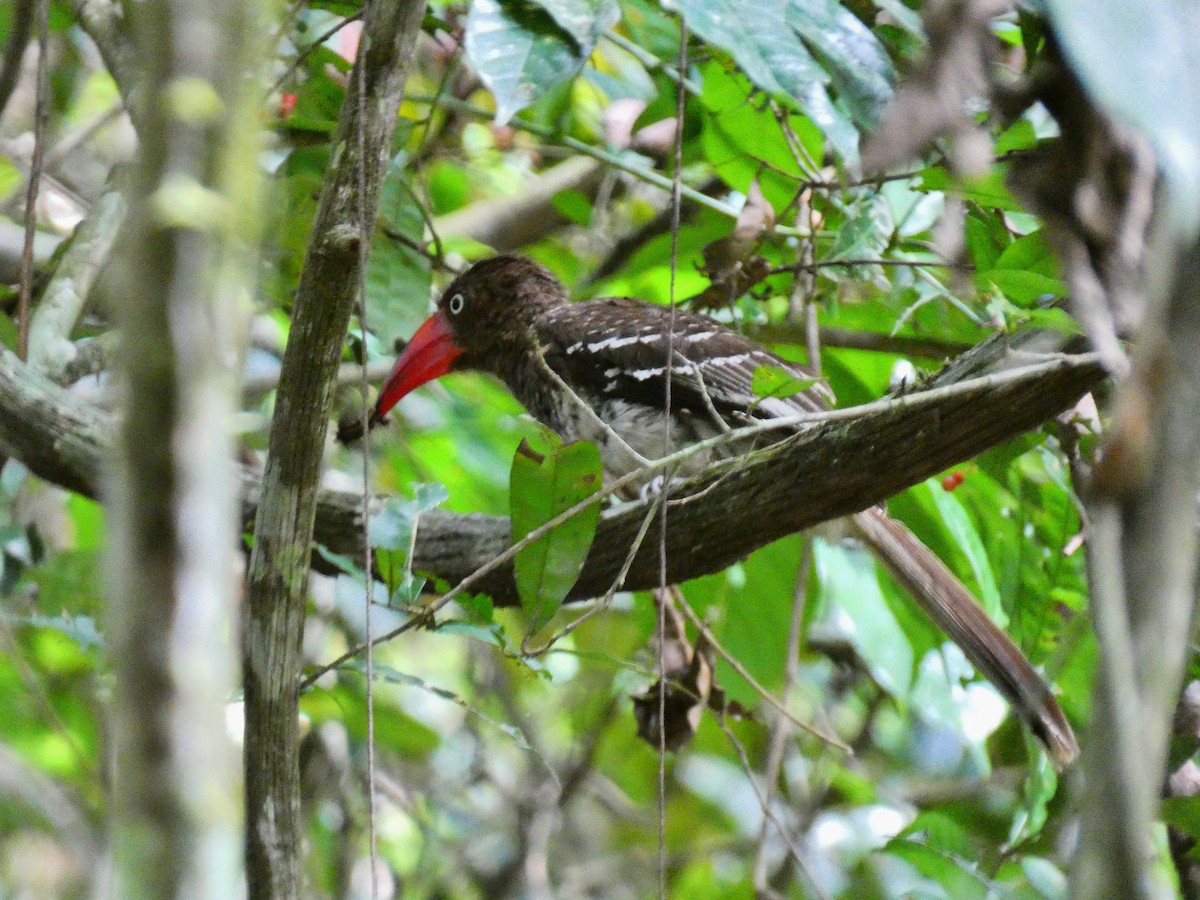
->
[448,293,465,315]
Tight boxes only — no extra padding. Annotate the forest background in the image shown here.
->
[0,0,1198,897]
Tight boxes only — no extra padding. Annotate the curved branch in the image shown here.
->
[0,332,1107,608]
[434,156,606,252]
[27,181,127,380]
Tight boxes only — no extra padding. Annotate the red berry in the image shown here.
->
[941,471,965,491]
[278,92,298,119]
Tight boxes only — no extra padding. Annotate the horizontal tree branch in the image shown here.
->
[0,331,1106,608]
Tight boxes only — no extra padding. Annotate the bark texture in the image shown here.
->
[240,3,427,896]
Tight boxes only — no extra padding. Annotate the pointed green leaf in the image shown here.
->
[510,432,602,629]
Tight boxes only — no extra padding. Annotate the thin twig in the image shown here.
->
[721,719,830,900]
[753,539,813,891]
[520,488,665,657]
[532,343,652,468]
[17,0,49,361]
[748,323,972,360]
[268,10,365,97]
[600,29,698,93]
[768,257,972,275]
[676,591,850,751]
[44,102,124,167]
[670,348,730,434]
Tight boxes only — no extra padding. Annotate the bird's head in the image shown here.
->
[375,255,567,418]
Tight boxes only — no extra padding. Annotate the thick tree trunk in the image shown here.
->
[99,0,267,895]
[1071,229,1200,899]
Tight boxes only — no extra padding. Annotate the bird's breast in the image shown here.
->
[541,390,733,480]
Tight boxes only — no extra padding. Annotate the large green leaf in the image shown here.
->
[510,431,602,628]
[699,62,814,206]
[785,0,893,125]
[676,0,893,164]
[466,0,598,124]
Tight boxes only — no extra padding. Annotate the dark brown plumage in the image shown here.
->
[375,255,1079,766]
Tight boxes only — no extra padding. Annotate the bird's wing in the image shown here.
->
[537,298,832,427]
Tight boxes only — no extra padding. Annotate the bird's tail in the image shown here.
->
[850,506,1079,768]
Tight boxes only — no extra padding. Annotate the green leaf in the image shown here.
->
[784,0,894,127]
[919,166,1022,212]
[700,63,814,206]
[510,431,602,629]
[0,155,22,205]
[370,483,450,552]
[990,230,1055,272]
[883,838,989,900]
[979,270,1066,306]
[1018,856,1068,900]
[677,0,824,100]
[466,0,592,124]
[750,365,818,400]
[1008,751,1058,846]
[314,544,362,578]
[3,611,105,651]
[913,479,1003,620]
[552,188,594,226]
[527,0,619,49]
[457,592,496,625]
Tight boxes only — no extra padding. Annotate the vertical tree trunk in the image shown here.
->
[102,0,267,895]
[1071,227,1200,898]
[242,3,427,896]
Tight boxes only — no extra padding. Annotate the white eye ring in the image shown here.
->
[448,293,465,315]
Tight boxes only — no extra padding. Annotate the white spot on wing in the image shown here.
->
[628,367,665,381]
[703,352,753,367]
[587,333,660,352]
